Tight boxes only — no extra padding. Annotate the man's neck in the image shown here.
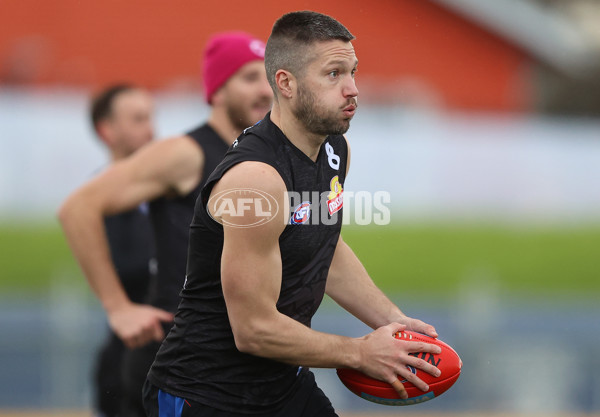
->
[207,108,242,145]
[109,149,126,162]
[270,104,325,162]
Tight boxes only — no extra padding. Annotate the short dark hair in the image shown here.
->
[90,84,137,132]
[265,11,355,94]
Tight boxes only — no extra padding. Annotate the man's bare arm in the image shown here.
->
[332,135,437,336]
[213,162,440,398]
[58,136,203,348]
[325,237,438,337]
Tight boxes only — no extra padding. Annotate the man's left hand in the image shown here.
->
[394,316,438,339]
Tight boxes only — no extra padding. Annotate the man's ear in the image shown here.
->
[275,69,295,99]
[95,120,112,146]
[211,86,226,107]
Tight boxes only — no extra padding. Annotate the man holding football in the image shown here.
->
[144,11,441,417]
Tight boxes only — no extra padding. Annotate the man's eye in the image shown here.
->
[244,73,259,82]
[329,71,339,78]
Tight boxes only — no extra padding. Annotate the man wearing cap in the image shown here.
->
[58,32,272,417]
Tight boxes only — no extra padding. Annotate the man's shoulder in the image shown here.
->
[221,160,283,188]
[128,135,204,187]
[234,118,283,153]
[184,123,215,142]
[231,129,275,156]
[241,117,268,136]
[153,134,204,158]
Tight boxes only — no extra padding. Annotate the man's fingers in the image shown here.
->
[152,322,165,342]
[124,334,143,350]
[428,326,438,338]
[150,308,171,341]
[405,355,441,378]
[118,327,141,349]
[142,327,160,346]
[390,379,408,399]
[387,322,407,335]
[396,367,430,393]
[421,324,438,339]
[124,337,136,350]
[115,306,173,345]
[121,323,158,349]
[407,320,438,339]
[156,309,175,322]
[403,341,442,355]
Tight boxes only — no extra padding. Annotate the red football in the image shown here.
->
[336,331,462,406]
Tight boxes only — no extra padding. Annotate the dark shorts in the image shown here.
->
[94,332,125,417]
[142,368,338,417]
[120,339,162,417]
[93,330,163,417]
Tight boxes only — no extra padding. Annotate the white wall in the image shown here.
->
[2,88,600,223]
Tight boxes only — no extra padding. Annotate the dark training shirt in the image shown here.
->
[147,124,230,312]
[148,113,349,414]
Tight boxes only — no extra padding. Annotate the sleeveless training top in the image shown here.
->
[147,113,348,414]
[147,124,229,312]
[104,204,154,304]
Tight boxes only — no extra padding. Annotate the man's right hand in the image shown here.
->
[357,322,442,399]
[107,303,174,349]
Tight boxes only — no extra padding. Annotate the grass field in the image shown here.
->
[2,221,600,298]
[342,223,600,298]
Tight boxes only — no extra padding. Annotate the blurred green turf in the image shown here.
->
[1,222,599,297]
[0,222,79,292]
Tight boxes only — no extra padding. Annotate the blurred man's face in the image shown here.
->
[105,89,154,157]
[220,60,273,130]
[292,40,358,136]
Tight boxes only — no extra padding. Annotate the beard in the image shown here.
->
[226,97,271,132]
[293,84,355,136]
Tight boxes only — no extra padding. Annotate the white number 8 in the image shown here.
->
[325,143,340,170]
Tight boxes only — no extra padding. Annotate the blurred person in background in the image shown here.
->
[88,84,157,417]
[59,32,273,417]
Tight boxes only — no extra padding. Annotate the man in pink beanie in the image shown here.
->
[204,32,267,102]
[203,31,272,126]
[59,31,272,417]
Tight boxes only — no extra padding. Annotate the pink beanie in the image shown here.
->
[202,31,266,104]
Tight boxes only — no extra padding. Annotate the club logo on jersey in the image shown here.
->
[327,176,343,215]
[325,142,340,170]
[290,201,311,225]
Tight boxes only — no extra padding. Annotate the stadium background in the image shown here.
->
[1,0,599,416]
